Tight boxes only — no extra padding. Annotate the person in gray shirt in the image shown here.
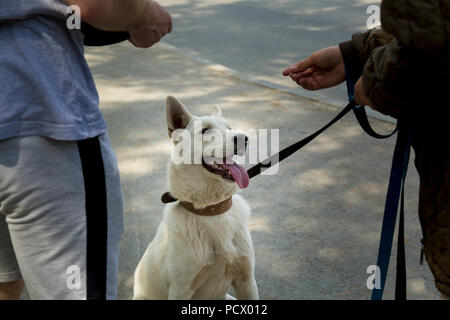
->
[0,0,172,300]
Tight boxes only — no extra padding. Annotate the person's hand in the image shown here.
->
[282,46,346,91]
[129,0,172,48]
[354,76,372,107]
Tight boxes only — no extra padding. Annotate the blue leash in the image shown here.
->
[371,121,411,300]
[345,72,411,300]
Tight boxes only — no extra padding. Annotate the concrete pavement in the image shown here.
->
[83,41,439,300]
[162,0,382,111]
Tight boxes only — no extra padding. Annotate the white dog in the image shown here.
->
[133,96,258,300]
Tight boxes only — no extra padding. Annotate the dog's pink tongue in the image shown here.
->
[222,162,250,189]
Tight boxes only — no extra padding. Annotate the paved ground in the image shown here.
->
[81,41,439,300]
[162,0,381,109]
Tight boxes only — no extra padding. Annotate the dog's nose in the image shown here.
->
[233,134,248,155]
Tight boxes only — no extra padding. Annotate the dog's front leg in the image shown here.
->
[232,277,259,300]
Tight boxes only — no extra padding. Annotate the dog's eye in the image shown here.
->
[202,128,209,135]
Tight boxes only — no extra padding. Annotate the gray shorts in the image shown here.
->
[0,133,124,300]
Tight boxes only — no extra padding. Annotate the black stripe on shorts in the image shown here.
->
[77,136,108,300]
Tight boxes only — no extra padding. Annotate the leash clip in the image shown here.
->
[260,161,271,168]
[161,192,178,203]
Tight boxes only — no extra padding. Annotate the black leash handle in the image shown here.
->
[247,100,356,178]
[247,100,398,179]
[353,106,398,139]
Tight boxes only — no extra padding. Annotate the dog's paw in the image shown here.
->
[224,293,237,300]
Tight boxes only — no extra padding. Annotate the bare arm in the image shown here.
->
[64,0,172,48]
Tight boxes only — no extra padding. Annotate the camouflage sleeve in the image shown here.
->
[339,28,394,96]
[361,0,448,118]
[344,28,394,67]
[381,0,448,56]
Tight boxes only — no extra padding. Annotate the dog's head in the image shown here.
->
[166,96,249,205]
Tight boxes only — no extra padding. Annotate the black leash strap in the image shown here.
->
[353,106,398,139]
[81,22,130,46]
[395,182,406,300]
[247,99,397,178]
[247,100,356,178]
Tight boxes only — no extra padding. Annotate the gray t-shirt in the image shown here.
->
[0,0,107,141]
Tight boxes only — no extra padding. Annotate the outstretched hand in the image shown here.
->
[282,46,346,91]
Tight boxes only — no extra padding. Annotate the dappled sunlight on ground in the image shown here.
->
[118,157,159,176]
[248,216,272,233]
[121,140,172,158]
[410,278,426,292]
[305,135,344,153]
[296,169,336,191]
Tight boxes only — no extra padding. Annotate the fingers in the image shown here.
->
[297,75,321,91]
[354,76,372,107]
[160,6,173,34]
[282,56,313,76]
[290,68,313,81]
[130,1,172,48]
[282,55,318,91]
[129,14,172,48]
[289,68,321,90]
[167,11,173,33]
[130,29,162,48]
[354,77,363,105]
[286,66,321,91]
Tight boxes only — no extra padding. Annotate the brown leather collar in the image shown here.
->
[161,192,232,216]
[180,197,232,216]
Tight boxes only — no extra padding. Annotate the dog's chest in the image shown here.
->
[191,252,252,295]
[189,229,253,288]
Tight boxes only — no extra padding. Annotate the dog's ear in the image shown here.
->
[166,96,192,137]
[210,104,223,117]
